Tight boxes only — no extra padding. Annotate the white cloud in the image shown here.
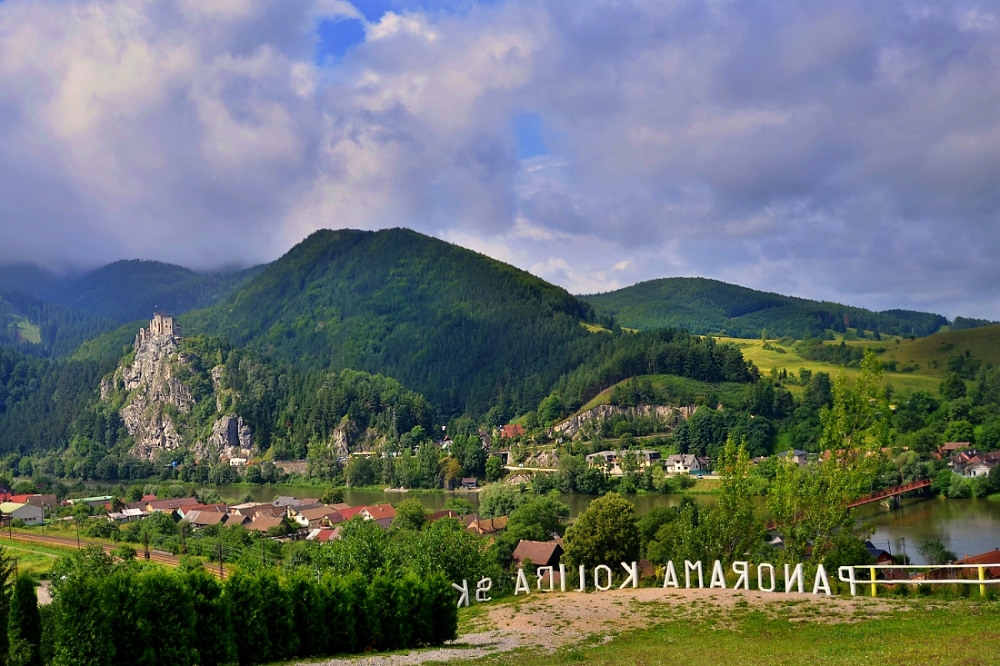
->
[1,0,1000,318]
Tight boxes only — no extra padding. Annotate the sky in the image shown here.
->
[1,0,999,319]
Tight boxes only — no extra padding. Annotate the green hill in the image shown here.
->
[582,277,952,339]
[0,291,119,358]
[883,323,1000,377]
[0,260,263,325]
[181,228,604,417]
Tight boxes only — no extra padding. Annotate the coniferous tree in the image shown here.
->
[7,575,41,666]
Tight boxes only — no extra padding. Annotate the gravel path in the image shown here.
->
[296,631,521,666]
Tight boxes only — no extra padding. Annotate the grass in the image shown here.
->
[717,337,943,395]
[0,538,75,577]
[12,315,41,345]
[579,374,748,412]
[442,599,1000,666]
[880,323,1000,376]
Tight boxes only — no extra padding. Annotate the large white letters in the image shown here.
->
[731,561,749,590]
[537,566,555,592]
[837,566,858,597]
[709,560,727,589]
[784,563,804,594]
[514,568,531,595]
[812,564,831,596]
[619,562,638,589]
[476,577,493,603]
[684,560,704,589]
[453,580,470,607]
[663,561,679,588]
[577,565,586,592]
[757,563,776,593]
[594,565,613,591]
[559,564,566,592]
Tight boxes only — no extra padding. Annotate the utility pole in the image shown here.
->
[261,538,266,567]
[143,531,150,560]
[218,544,223,579]
[75,520,80,550]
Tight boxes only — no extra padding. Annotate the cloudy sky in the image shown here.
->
[1,0,999,318]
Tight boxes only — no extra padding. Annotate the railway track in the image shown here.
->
[0,531,226,579]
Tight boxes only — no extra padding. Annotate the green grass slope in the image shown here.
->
[582,277,950,340]
[0,291,119,358]
[182,228,603,417]
[883,323,1000,377]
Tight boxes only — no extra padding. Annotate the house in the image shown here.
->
[107,508,146,523]
[9,494,57,509]
[246,515,286,534]
[500,424,526,439]
[864,541,896,566]
[780,450,809,466]
[918,548,1000,581]
[466,516,508,536]
[512,540,564,568]
[306,526,343,543]
[362,504,396,528]
[182,511,228,529]
[461,477,479,489]
[0,502,44,525]
[146,497,200,514]
[291,506,346,529]
[938,442,972,458]
[585,450,663,476]
[663,454,711,475]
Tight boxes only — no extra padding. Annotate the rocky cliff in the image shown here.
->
[552,403,697,439]
[101,317,255,462]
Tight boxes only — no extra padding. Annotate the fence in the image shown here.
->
[837,564,1000,597]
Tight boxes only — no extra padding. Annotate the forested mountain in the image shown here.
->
[0,291,118,357]
[0,260,263,324]
[181,228,607,418]
[583,277,952,339]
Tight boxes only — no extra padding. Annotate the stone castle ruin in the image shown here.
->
[135,312,181,348]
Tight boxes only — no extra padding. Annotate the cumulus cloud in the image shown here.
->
[0,0,999,317]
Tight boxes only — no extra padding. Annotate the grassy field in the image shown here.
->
[717,336,944,395]
[442,596,1000,666]
[880,323,1000,375]
[0,538,74,577]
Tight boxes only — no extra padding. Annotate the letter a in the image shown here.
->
[514,568,531,596]
[812,564,832,596]
[663,561,679,589]
[709,560,726,589]
[452,580,470,607]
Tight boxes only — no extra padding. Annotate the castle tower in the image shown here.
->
[137,312,181,348]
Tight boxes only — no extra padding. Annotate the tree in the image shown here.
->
[768,349,889,562]
[8,575,41,666]
[940,373,967,400]
[321,488,344,505]
[918,539,957,565]
[575,467,606,495]
[505,496,569,543]
[443,497,475,515]
[944,420,974,444]
[485,456,505,482]
[478,483,522,518]
[563,493,640,568]
[393,499,427,531]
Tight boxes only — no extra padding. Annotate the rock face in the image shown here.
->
[553,403,697,439]
[107,314,254,462]
[196,415,253,461]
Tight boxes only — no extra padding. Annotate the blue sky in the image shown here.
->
[1,0,1000,318]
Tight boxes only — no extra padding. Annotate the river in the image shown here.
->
[214,485,1000,565]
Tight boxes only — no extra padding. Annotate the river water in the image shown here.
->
[215,485,1000,565]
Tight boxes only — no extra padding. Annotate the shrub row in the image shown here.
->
[50,566,458,666]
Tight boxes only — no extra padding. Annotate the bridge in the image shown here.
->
[847,478,931,508]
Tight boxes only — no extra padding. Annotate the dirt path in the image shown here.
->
[300,587,899,665]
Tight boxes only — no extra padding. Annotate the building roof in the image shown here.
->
[306,526,343,542]
[183,511,228,527]
[146,497,200,512]
[338,506,367,520]
[466,515,508,535]
[0,502,29,512]
[298,507,345,524]
[364,504,396,521]
[500,424,526,438]
[512,540,564,567]
[941,442,972,452]
[246,515,285,533]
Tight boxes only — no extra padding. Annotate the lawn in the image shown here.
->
[0,538,74,577]
[441,598,1000,666]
